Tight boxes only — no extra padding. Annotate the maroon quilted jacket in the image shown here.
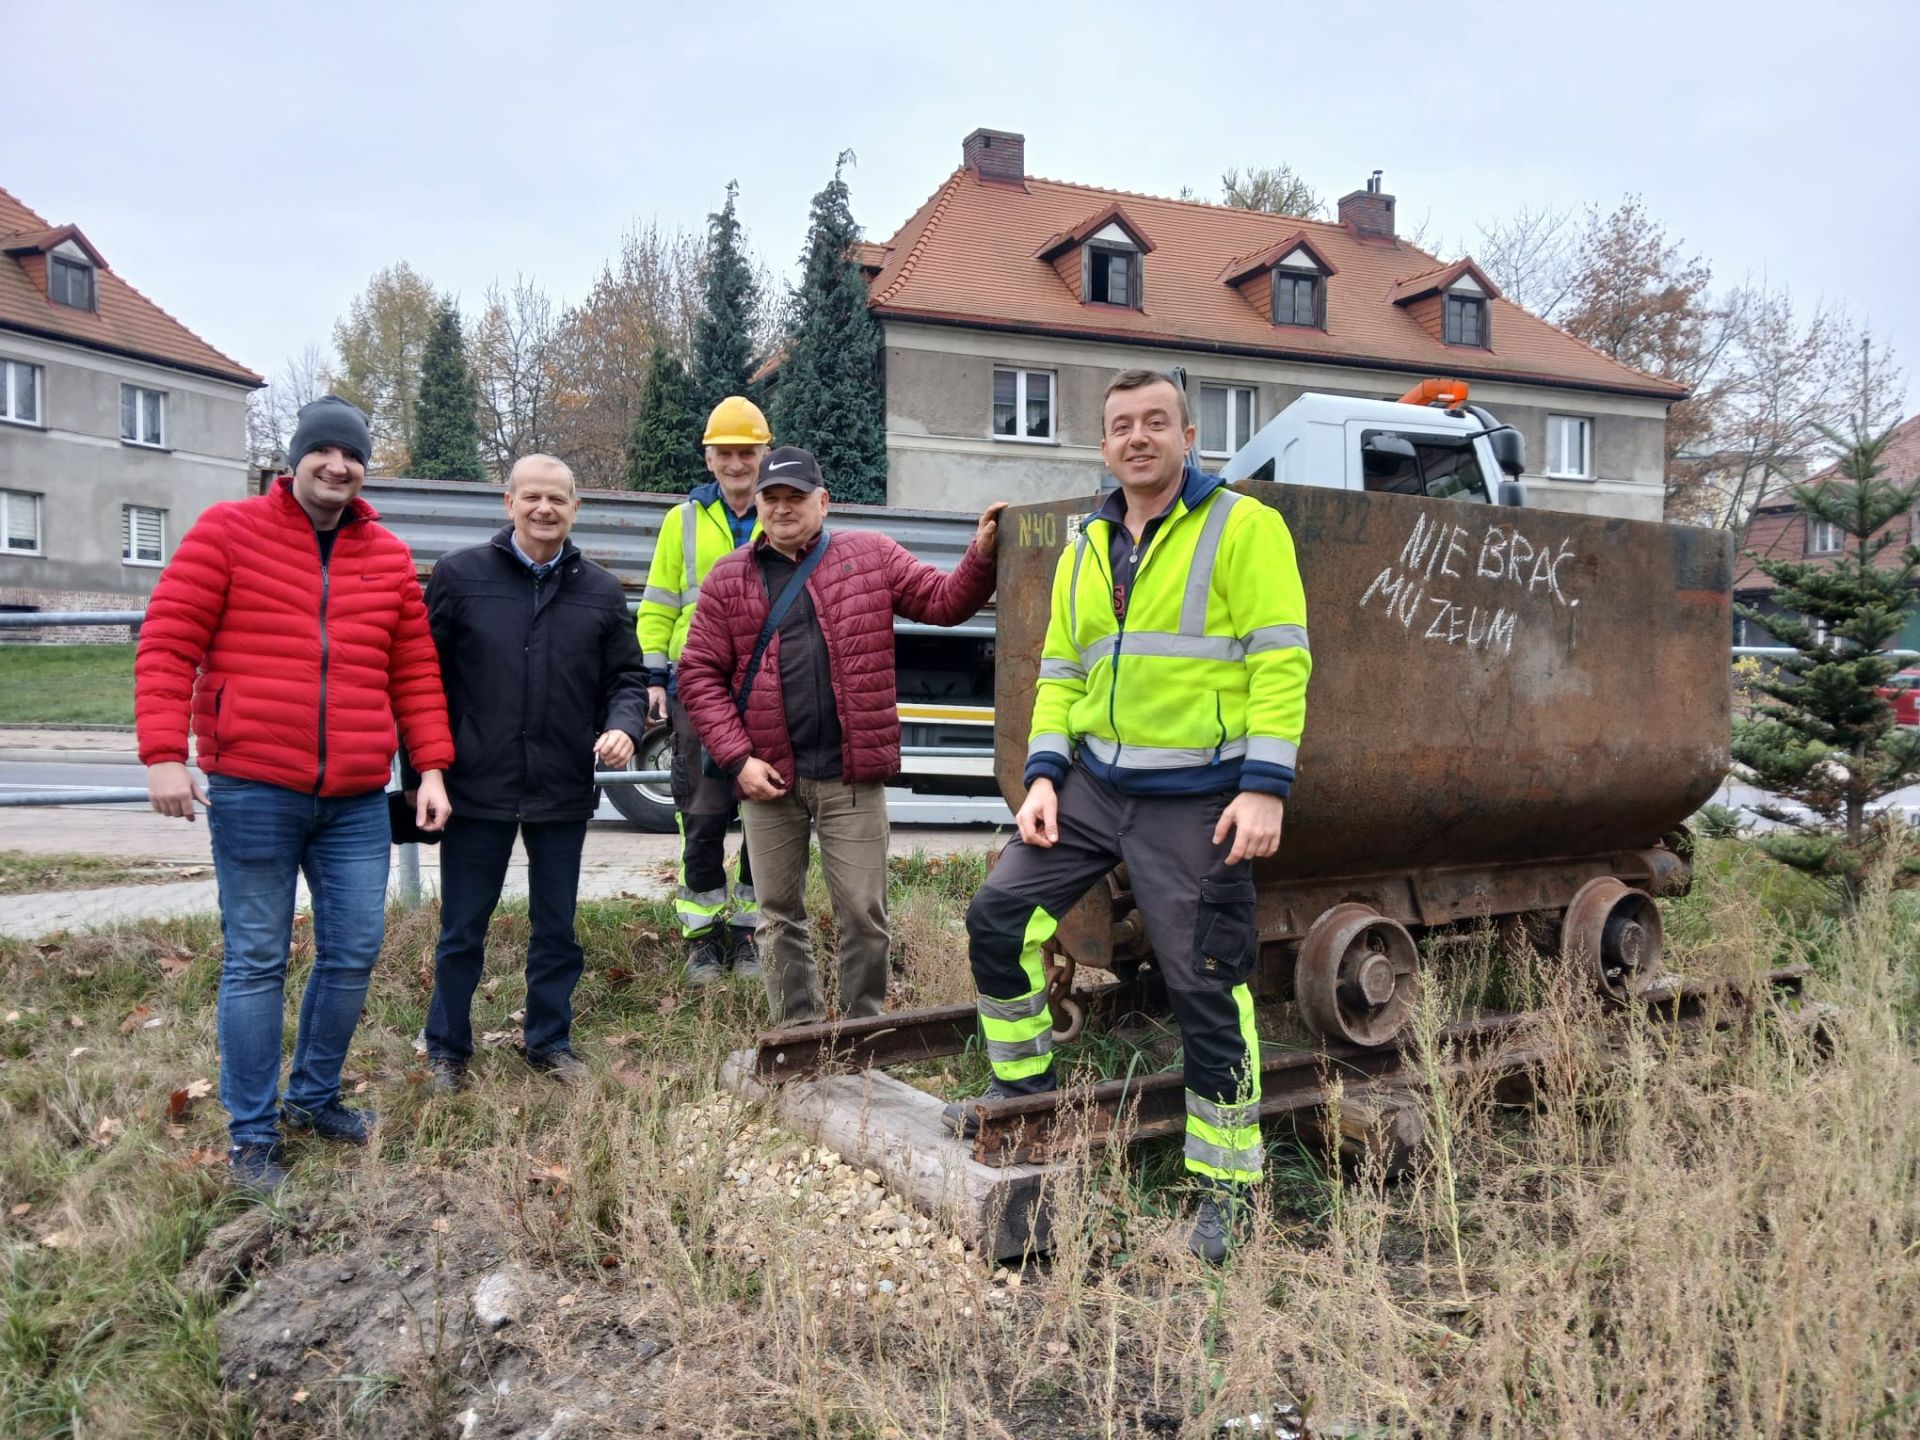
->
[677,529,995,791]
[136,478,454,796]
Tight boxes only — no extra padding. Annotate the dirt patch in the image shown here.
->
[0,849,211,894]
[215,1213,666,1438]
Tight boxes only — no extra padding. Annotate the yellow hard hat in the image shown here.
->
[702,395,772,447]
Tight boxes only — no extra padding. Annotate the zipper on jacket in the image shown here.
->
[518,567,545,821]
[1095,500,1192,768]
[314,554,331,794]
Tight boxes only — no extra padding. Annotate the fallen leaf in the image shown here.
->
[479,1030,514,1047]
[166,1124,187,1140]
[156,949,194,981]
[481,978,502,995]
[291,1387,309,1404]
[68,967,96,980]
[166,1078,214,1122]
[10,1202,30,1217]
[1045,1340,1070,1358]
[352,1079,369,1094]
[611,1060,644,1087]
[65,1015,85,1031]
[508,1009,526,1024]
[430,1216,451,1234]
[141,1015,164,1030]
[66,1047,89,1060]
[118,1005,152,1035]
[4,1012,19,1024]
[36,942,64,959]
[179,866,208,879]
[91,1115,122,1147]
[39,1229,74,1249]
[604,967,636,986]
[526,1157,571,1187]
[656,994,680,1017]
[185,1146,226,1167]
[556,1292,578,1308]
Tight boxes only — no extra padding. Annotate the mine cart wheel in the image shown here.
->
[1296,903,1420,1048]
[1562,878,1663,1002]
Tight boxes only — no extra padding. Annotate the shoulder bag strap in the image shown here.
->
[735,529,831,713]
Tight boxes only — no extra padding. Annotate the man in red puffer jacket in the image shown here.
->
[678,446,1005,1024]
[136,395,454,1196]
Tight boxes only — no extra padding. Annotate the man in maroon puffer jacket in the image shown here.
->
[137,395,453,1195]
[678,446,1005,1024]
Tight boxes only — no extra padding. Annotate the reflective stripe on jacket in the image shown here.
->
[634,480,762,685]
[1025,462,1310,798]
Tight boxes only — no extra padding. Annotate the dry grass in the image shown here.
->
[0,842,1916,1437]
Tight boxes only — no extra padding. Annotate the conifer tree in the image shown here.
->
[625,342,704,493]
[1733,419,1920,904]
[693,181,761,416]
[769,152,888,505]
[411,299,485,481]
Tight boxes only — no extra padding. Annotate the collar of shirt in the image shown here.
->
[509,531,560,578]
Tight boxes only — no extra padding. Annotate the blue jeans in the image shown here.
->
[206,775,390,1146]
[425,815,587,1064]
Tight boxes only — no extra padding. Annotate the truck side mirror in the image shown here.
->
[1489,428,1526,478]
[1497,479,1527,508]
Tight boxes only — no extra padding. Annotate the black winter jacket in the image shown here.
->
[419,528,648,823]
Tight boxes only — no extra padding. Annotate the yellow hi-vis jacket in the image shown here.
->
[1026,465,1310,798]
[635,480,762,683]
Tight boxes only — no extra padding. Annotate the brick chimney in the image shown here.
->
[962,128,1026,184]
[1337,171,1396,238]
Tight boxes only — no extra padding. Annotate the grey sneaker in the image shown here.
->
[686,932,726,988]
[528,1048,589,1086]
[727,925,761,979]
[230,1141,290,1196]
[1188,1185,1253,1265]
[280,1101,376,1146]
[426,1057,467,1093]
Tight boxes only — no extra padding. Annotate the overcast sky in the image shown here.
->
[6,0,1914,411]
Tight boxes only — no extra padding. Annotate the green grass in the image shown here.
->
[0,852,209,896]
[0,645,136,727]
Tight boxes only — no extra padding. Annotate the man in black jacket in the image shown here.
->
[417,454,648,1087]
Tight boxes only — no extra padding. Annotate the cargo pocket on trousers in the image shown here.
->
[1193,875,1258,986]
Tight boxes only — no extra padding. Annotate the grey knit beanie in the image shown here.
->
[288,395,372,469]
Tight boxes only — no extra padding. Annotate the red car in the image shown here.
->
[1880,667,1920,726]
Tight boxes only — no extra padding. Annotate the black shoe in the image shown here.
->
[1188,1184,1253,1265]
[281,1101,376,1146]
[230,1141,289,1196]
[727,926,761,979]
[426,1057,467,1093]
[528,1048,589,1086]
[686,932,725,988]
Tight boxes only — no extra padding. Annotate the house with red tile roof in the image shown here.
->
[1734,414,1920,652]
[860,130,1685,519]
[1,184,261,624]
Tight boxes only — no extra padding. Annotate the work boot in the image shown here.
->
[426,1057,467,1094]
[686,931,726,988]
[528,1048,589,1086]
[942,1077,1055,1140]
[1188,1183,1254,1265]
[229,1141,289,1197]
[280,1100,376,1146]
[727,925,761,980]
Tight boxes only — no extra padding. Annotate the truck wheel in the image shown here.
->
[1561,878,1662,1002]
[604,725,678,834]
[1296,904,1419,1048]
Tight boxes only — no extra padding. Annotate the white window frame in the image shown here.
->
[1,489,43,556]
[1546,414,1592,478]
[0,358,43,426]
[122,504,166,566]
[122,384,167,448]
[991,366,1056,444]
[1806,518,1843,555]
[1196,383,1256,460]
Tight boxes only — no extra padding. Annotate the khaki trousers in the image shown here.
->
[742,777,889,1024]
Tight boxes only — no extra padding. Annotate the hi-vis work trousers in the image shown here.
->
[965,763,1264,1186]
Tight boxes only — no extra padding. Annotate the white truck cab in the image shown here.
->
[1217,378,1528,506]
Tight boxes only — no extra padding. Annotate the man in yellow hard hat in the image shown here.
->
[637,396,768,986]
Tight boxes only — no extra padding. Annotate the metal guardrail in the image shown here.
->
[0,610,145,629]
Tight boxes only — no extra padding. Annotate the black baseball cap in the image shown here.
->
[755,446,824,494]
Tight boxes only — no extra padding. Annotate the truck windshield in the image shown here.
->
[1360,430,1491,503]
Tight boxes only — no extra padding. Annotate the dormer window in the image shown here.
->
[1220,234,1335,331]
[1274,272,1324,328]
[1445,294,1487,347]
[1036,205,1153,313]
[50,255,95,311]
[1086,237,1140,308]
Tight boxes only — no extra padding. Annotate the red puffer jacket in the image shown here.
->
[136,478,454,796]
[678,529,995,791]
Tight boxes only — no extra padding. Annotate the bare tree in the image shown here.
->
[332,261,440,472]
[1476,204,1577,319]
[1219,164,1325,219]
[472,276,560,479]
[246,342,332,471]
[547,222,705,488]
